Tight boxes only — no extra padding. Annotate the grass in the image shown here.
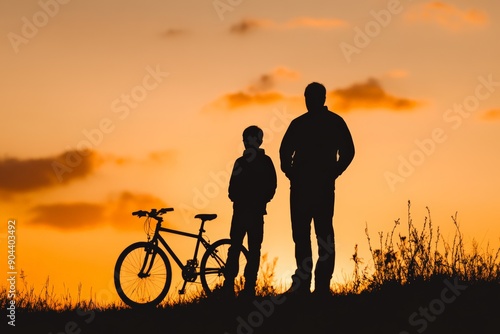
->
[3,201,499,333]
[347,201,500,294]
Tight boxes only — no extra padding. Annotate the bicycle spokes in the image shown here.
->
[200,239,248,295]
[114,242,172,307]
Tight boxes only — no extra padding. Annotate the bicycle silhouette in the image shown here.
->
[114,208,248,307]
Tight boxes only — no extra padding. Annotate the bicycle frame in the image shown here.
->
[143,218,213,293]
[158,225,210,269]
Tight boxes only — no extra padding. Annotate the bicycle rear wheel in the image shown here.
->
[114,241,172,307]
[200,238,248,295]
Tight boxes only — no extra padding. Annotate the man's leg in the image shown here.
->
[243,215,264,294]
[290,188,314,292]
[313,189,335,293]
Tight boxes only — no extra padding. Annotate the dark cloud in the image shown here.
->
[0,150,99,193]
[0,149,177,195]
[30,202,105,230]
[208,74,419,112]
[229,17,347,34]
[163,28,188,37]
[329,78,421,112]
[230,19,267,34]
[29,191,170,231]
[106,191,169,230]
[207,67,298,110]
[248,67,299,93]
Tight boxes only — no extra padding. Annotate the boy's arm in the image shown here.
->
[228,159,241,202]
[279,122,295,179]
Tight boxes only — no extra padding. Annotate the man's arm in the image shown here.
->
[336,119,355,178]
[279,123,295,179]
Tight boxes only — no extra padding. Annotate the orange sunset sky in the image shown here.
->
[1,0,500,303]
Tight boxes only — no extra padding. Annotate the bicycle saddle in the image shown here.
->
[194,214,217,221]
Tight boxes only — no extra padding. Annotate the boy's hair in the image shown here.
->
[242,125,263,148]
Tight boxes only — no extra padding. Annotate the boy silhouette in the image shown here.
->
[223,125,277,297]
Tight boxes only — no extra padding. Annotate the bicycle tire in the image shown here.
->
[114,241,172,307]
[199,238,249,295]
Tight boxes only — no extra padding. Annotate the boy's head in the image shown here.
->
[242,125,263,149]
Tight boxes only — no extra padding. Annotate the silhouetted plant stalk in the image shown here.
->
[0,270,103,312]
[361,200,500,292]
[256,253,279,296]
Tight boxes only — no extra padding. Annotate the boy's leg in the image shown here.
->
[224,213,246,290]
[243,215,264,293]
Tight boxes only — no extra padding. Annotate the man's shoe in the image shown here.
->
[311,287,332,301]
[220,280,235,298]
[238,288,256,299]
[283,284,310,297]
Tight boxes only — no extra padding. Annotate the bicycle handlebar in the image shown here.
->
[132,208,174,220]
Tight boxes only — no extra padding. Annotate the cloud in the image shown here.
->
[208,67,299,109]
[230,19,270,34]
[405,2,489,31]
[163,28,188,37]
[103,149,178,166]
[29,191,170,231]
[285,17,347,29]
[30,202,106,230]
[207,71,419,112]
[0,149,177,196]
[106,191,171,230]
[230,17,347,34]
[481,109,500,121]
[385,69,410,79]
[219,91,285,109]
[147,150,178,164]
[247,67,300,93]
[329,78,421,112]
[0,150,100,194]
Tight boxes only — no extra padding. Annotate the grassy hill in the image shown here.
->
[4,202,499,333]
[9,280,500,333]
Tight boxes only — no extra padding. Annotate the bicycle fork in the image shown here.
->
[138,244,158,278]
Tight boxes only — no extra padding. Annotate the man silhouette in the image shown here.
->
[279,82,355,296]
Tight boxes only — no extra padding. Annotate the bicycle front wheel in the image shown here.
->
[114,242,172,307]
[200,238,248,295]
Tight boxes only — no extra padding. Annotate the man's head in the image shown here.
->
[304,82,326,111]
[242,125,263,149]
